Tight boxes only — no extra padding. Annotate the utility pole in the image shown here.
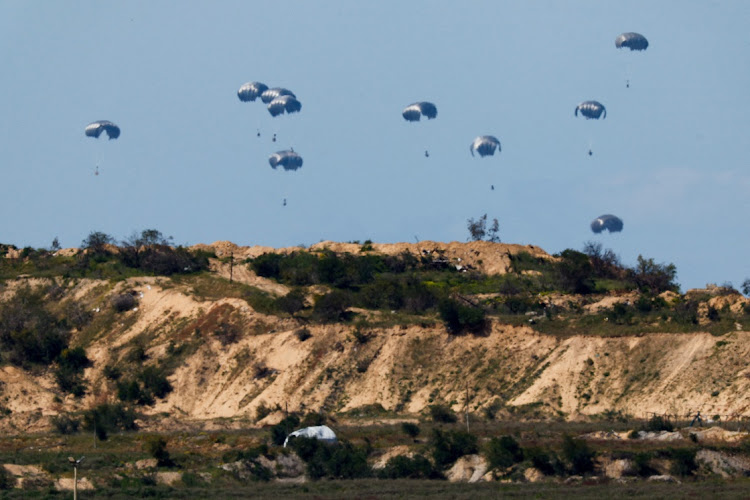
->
[465,382,470,433]
[68,456,85,500]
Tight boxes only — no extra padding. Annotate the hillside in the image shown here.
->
[0,240,748,434]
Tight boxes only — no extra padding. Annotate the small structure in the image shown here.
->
[283,425,337,448]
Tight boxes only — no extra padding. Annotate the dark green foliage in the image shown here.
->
[274,289,306,315]
[270,414,300,445]
[82,402,137,440]
[608,302,635,325]
[81,231,115,256]
[430,429,478,469]
[438,298,486,334]
[116,366,172,406]
[0,465,12,490]
[294,327,312,341]
[0,285,69,368]
[145,436,175,467]
[633,452,657,477]
[429,404,457,423]
[401,422,421,439]
[742,278,750,296]
[556,250,595,294]
[561,435,595,475]
[118,230,209,276]
[300,412,327,427]
[378,454,442,479]
[485,435,524,470]
[53,346,91,396]
[669,448,698,477]
[50,414,80,435]
[582,241,623,280]
[312,290,352,322]
[111,293,136,312]
[644,415,674,432]
[525,447,559,476]
[359,274,437,313]
[631,255,679,294]
[288,437,371,480]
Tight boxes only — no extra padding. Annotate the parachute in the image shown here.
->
[402,102,437,121]
[470,136,501,157]
[591,214,623,234]
[261,87,296,104]
[269,150,303,171]
[267,95,302,117]
[237,81,269,102]
[85,121,120,140]
[615,32,649,51]
[575,101,606,120]
[283,425,337,448]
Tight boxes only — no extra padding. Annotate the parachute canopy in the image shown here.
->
[402,101,437,121]
[615,32,649,51]
[268,95,302,117]
[470,136,501,157]
[238,81,269,102]
[269,150,303,171]
[85,121,120,140]
[591,214,623,233]
[283,425,337,448]
[575,101,606,120]
[261,87,296,104]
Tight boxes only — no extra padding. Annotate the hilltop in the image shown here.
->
[0,238,748,435]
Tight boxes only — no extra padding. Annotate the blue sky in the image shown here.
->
[1,1,748,291]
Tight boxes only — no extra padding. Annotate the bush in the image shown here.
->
[631,255,678,294]
[0,285,70,368]
[401,422,421,439]
[525,447,559,476]
[561,435,595,475]
[486,435,524,470]
[438,298,486,334]
[111,293,136,312]
[82,403,137,441]
[288,438,371,480]
[54,346,92,397]
[556,249,595,294]
[644,415,674,432]
[270,414,301,445]
[669,448,697,477]
[294,328,312,342]
[430,429,478,469]
[378,454,441,479]
[51,414,80,435]
[312,290,351,322]
[275,290,306,315]
[429,404,457,423]
[145,436,175,467]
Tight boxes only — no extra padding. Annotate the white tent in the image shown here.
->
[283,425,338,448]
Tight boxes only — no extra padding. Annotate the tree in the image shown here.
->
[631,255,678,294]
[466,214,500,242]
[81,231,115,256]
[50,237,61,252]
[742,278,750,296]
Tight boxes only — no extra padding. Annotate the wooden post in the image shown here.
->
[73,464,78,500]
[229,252,234,283]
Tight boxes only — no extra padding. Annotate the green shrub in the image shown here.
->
[644,415,674,432]
[0,465,12,490]
[669,448,697,477]
[0,285,70,368]
[378,454,441,479]
[275,289,306,315]
[429,404,457,423]
[486,435,524,470]
[294,328,312,342]
[145,436,175,467]
[50,414,80,435]
[111,293,136,312]
[561,435,595,475]
[556,249,595,294]
[270,414,301,445]
[82,403,137,441]
[525,447,559,476]
[54,346,91,397]
[631,255,678,294]
[312,290,351,322]
[438,298,486,334]
[401,422,421,439]
[430,429,478,469]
